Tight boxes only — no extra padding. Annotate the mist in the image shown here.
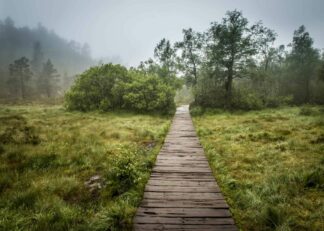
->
[1,0,324,67]
[0,1,324,230]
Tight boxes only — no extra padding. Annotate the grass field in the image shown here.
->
[192,106,324,231]
[0,105,171,230]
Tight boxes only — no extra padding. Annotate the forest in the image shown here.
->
[0,8,323,231]
[1,10,324,111]
[0,17,94,100]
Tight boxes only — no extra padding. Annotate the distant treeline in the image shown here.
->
[145,10,324,110]
[0,17,95,100]
[65,10,324,114]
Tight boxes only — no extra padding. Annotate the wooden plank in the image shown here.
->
[133,224,238,231]
[144,185,221,193]
[133,105,237,230]
[147,180,218,186]
[140,199,229,208]
[143,192,225,200]
[134,216,234,225]
[136,208,231,218]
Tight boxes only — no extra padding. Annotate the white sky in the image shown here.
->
[1,0,323,66]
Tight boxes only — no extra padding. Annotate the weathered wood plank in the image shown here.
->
[133,106,236,230]
[147,180,218,186]
[134,216,234,225]
[144,185,221,193]
[143,192,225,200]
[140,199,229,208]
[136,208,231,218]
[133,224,238,231]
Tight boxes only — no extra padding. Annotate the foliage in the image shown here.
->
[154,38,177,77]
[123,72,175,113]
[65,64,176,114]
[148,11,324,110]
[38,59,60,98]
[193,106,324,230]
[64,63,129,111]
[206,10,258,107]
[0,105,171,230]
[284,25,320,104]
[175,28,203,86]
[8,57,33,99]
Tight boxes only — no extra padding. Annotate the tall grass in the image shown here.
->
[193,106,324,231]
[0,105,171,230]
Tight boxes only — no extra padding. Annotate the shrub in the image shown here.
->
[64,64,176,114]
[90,201,134,231]
[123,72,175,114]
[64,64,130,111]
[231,88,264,110]
[106,149,140,196]
[189,105,205,116]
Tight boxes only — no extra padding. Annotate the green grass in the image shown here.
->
[0,105,171,230]
[192,106,324,231]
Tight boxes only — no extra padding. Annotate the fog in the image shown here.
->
[1,0,324,66]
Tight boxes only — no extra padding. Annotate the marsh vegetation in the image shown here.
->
[193,106,324,230]
[0,105,171,230]
[0,4,323,231]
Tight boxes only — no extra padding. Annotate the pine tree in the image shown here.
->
[39,59,59,97]
[8,57,32,99]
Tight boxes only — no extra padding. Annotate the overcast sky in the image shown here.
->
[1,0,323,66]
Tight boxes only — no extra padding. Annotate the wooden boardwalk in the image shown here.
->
[133,106,237,231]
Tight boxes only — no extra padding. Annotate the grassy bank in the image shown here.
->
[0,105,171,230]
[192,106,324,231]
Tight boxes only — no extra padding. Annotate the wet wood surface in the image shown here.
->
[133,106,237,231]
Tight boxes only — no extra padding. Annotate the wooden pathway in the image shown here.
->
[133,106,237,231]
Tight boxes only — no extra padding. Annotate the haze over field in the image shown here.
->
[1,0,324,66]
[0,1,323,230]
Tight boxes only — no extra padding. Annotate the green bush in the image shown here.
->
[231,88,264,110]
[106,149,140,196]
[123,72,175,113]
[189,106,205,116]
[64,64,130,111]
[64,64,176,114]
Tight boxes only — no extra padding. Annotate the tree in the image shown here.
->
[39,59,60,97]
[207,10,257,107]
[251,23,277,71]
[31,41,44,74]
[8,57,32,99]
[175,28,203,86]
[318,53,324,81]
[286,25,319,103]
[154,38,177,78]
